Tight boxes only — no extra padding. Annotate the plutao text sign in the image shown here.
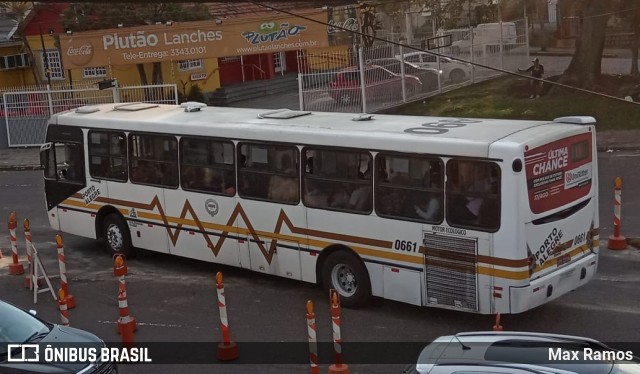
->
[59,11,329,69]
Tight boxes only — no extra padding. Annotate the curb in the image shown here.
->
[627,238,640,249]
[597,145,640,152]
[531,51,618,58]
[0,165,41,171]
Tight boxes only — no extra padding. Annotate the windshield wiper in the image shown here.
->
[24,330,49,343]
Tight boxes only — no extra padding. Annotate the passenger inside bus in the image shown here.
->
[223,169,236,195]
[328,185,350,208]
[201,168,223,192]
[449,161,499,227]
[267,154,298,203]
[132,161,160,185]
[377,171,409,217]
[349,162,372,212]
[413,164,442,221]
[304,178,329,207]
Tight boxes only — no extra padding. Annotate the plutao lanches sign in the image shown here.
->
[59,11,329,69]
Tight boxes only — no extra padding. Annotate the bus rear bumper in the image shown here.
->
[509,252,598,314]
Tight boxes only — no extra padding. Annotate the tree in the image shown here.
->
[187,84,205,103]
[618,0,640,76]
[560,0,615,89]
[631,9,640,77]
[59,3,211,87]
[0,1,31,22]
[357,0,467,48]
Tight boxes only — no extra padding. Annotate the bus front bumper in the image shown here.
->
[509,252,598,314]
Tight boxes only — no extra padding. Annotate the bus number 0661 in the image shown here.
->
[394,240,417,252]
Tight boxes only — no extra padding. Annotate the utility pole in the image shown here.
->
[38,24,52,86]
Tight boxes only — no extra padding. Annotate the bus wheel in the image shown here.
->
[322,251,371,308]
[102,213,134,258]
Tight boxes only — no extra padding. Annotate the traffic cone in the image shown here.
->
[55,235,75,308]
[328,290,350,374]
[493,313,503,331]
[58,288,70,327]
[8,211,24,275]
[114,255,136,342]
[215,272,239,361]
[608,177,627,250]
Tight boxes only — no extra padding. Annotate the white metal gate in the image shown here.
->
[2,83,178,147]
[297,18,529,114]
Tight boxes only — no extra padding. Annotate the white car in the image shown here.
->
[395,51,471,84]
[408,331,640,374]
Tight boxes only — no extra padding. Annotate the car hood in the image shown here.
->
[0,324,103,374]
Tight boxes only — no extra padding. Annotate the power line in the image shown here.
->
[248,0,639,106]
[580,5,640,20]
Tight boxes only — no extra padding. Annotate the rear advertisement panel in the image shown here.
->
[524,132,593,214]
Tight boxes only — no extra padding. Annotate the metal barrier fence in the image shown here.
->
[298,18,529,114]
[2,83,178,147]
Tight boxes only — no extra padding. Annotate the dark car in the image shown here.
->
[328,64,422,105]
[0,299,117,373]
[368,58,441,92]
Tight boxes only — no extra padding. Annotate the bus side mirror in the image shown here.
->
[39,142,52,170]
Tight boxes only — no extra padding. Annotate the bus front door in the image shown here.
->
[40,126,89,237]
[238,200,305,281]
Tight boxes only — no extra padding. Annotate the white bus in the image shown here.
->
[39,102,599,314]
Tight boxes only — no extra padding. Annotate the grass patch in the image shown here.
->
[387,76,640,131]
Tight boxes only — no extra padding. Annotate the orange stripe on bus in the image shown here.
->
[61,195,597,278]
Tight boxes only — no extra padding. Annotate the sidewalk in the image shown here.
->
[1,129,638,171]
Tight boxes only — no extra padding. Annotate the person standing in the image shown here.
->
[518,58,544,98]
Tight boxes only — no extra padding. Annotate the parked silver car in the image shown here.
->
[0,299,117,373]
[395,51,471,83]
[406,331,640,374]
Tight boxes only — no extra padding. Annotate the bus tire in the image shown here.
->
[102,213,134,258]
[322,251,371,309]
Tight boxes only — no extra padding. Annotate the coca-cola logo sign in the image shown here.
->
[327,18,359,34]
[65,41,94,66]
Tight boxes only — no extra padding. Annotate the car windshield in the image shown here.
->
[0,301,50,356]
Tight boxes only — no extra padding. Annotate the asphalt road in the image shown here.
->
[1,151,640,374]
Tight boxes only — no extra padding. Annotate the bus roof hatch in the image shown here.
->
[257,109,311,119]
[553,116,596,125]
[114,102,159,111]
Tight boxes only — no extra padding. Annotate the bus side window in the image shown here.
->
[375,154,443,223]
[180,138,235,196]
[238,143,298,204]
[446,160,500,231]
[303,148,372,214]
[129,133,178,188]
[53,142,84,183]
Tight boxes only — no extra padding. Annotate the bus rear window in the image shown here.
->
[525,133,593,214]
